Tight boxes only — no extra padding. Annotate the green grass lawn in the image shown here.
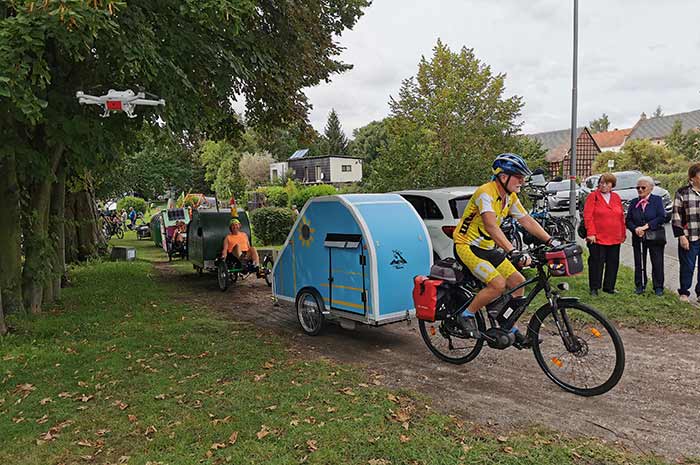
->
[0,241,675,464]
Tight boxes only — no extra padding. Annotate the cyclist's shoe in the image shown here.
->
[512,330,541,349]
[455,314,479,338]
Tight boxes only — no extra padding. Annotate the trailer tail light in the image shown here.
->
[441,226,456,238]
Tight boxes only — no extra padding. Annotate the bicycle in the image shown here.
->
[502,185,575,248]
[216,254,274,291]
[416,244,625,397]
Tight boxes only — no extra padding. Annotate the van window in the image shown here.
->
[401,195,444,220]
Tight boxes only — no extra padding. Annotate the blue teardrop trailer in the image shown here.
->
[271,194,432,335]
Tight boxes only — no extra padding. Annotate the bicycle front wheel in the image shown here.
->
[418,313,485,365]
[529,301,625,396]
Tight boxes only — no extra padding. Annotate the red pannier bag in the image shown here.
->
[413,276,445,322]
[545,244,584,277]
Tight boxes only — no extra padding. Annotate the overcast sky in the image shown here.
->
[305,0,700,137]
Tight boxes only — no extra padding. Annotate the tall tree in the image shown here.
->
[589,113,610,133]
[324,109,349,155]
[652,105,664,118]
[239,152,275,189]
[349,120,389,163]
[0,0,369,323]
[367,40,523,191]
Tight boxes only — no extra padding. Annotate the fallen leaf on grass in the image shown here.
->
[154,394,166,400]
[265,405,277,411]
[263,362,275,369]
[290,419,300,426]
[144,425,157,437]
[127,414,138,423]
[496,435,508,443]
[339,387,356,396]
[114,400,128,410]
[39,397,52,405]
[13,383,36,398]
[211,416,231,425]
[36,415,49,424]
[399,435,410,443]
[78,394,93,403]
[503,446,514,454]
[326,407,336,413]
[95,429,111,436]
[118,456,130,464]
[306,439,318,452]
[210,442,227,450]
[256,425,270,440]
[12,417,25,423]
[78,381,88,388]
[387,394,399,403]
[254,374,267,382]
[228,431,238,444]
[58,392,73,399]
[368,459,391,465]
[77,439,95,447]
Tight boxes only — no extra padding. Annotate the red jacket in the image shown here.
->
[583,190,626,245]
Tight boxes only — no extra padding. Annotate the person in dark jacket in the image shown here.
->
[583,173,626,295]
[626,176,666,296]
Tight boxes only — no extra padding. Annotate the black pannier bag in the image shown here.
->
[545,244,584,276]
[429,257,464,283]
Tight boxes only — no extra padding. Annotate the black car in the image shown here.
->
[579,170,672,220]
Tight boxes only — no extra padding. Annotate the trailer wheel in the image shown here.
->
[296,289,325,336]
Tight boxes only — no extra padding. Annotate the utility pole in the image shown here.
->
[568,0,579,223]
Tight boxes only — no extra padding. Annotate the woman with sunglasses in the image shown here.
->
[626,176,666,296]
[583,173,626,296]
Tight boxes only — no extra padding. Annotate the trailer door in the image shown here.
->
[324,233,368,316]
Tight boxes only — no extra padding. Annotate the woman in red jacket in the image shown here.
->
[583,173,627,295]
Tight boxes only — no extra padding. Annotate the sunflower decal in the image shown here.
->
[298,216,315,247]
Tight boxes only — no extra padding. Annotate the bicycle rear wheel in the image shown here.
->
[555,217,575,242]
[419,312,486,364]
[529,301,625,396]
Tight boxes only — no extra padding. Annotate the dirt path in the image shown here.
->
[158,264,700,460]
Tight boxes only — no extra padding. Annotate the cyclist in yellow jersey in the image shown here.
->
[454,153,555,346]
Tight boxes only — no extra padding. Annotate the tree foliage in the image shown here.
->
[652,105,664,118]
[591,140,687,175]
[239,152,275,189]
[349,119,389,164]
[666,120,700,160]
[589,113,610,133]
[323,109,349,155]
[199,140,247,200]
[366,40,524,191]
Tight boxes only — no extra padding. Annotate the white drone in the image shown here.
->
[76,89,165,118]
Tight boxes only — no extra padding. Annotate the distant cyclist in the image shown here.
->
[453,153,556,346]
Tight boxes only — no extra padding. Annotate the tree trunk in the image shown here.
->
[22,144,64,314]
[65,184,104,264]
[0,292,7,336]
[0,152,24,314]
[43,162,66,304]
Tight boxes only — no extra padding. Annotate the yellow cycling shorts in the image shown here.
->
[455,244,518,284]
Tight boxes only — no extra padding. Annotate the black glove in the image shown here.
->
[507,249,530,268]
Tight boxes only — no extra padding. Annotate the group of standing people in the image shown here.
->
[582,163,700,302]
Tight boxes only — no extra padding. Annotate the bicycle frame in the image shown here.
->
[447,254,581,352]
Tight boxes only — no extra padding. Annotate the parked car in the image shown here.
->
[544,180,581,211]
[395,187,477,261]
[579,170,672,220]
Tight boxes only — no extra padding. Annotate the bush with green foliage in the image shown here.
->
[291,184,338,209]
[250,207,296,245]
[117,196,148,214]
[651,172,688,193]
[337,184,365,194]
[258,186,289,208]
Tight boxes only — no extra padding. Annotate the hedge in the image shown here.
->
[250,207,295,245]
[651,172,687,194]
[116,196,147,214]
[290,184,337,209]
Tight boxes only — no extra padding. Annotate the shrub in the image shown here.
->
[258,186,289,208]
[652,172,687,194]
[250,207,295,245]
[337,184,365,194]
[291,184,337,209]
[117,196,147,214]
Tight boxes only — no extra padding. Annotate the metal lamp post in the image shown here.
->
[568,0,579,222]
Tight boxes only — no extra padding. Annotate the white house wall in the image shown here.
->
[330,157,362,183]
[269,162,288,182]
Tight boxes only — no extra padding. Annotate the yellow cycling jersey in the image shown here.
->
[453,180,527,249]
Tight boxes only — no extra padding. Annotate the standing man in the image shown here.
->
[128,206,137,230]
[671,163,700,302]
